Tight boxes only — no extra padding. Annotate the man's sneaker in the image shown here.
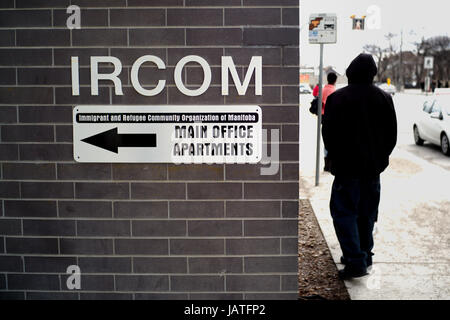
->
[338,267,368,280]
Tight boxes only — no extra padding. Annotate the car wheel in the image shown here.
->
[441,133,450,156]
[414,126,424,146]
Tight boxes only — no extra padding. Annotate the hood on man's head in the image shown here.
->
[346,53,378,84]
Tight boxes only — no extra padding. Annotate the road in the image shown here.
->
[300,91,450,300]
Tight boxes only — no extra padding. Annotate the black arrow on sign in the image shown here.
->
[81,128,157,153]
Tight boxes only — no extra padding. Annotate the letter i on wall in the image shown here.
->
[71,57,80,96]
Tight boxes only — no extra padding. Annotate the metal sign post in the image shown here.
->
[309,13,337,186]
[315,44,324,187]
[424,56,434,94]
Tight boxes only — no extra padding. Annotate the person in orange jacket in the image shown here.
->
[322,73,337,114]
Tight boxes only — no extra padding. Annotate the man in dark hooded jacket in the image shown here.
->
[322,53,397,279]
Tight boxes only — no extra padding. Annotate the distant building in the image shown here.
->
[300,65,347,86]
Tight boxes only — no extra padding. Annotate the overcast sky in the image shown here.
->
[300,0,450,74]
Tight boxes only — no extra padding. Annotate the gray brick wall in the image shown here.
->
[0,0,299,300]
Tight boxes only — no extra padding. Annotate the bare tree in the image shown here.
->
[363,44,387,82]
[365,34,449,89]
[413,37,429,88]
[428,36,450,86]
[384,33,398,56]
[384,33,399,83]
[413,35,449,88]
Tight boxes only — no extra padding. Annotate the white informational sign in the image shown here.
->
[309,13,337,44]
[73,105,262,164]
[424,56,434,70]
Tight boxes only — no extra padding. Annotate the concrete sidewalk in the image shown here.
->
[300,99,450,300]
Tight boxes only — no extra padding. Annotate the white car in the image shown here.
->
[299,83,312,94]
[378,83,396,96]
[413,95,450,156]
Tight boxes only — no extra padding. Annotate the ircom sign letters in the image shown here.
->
[70,55,262,97]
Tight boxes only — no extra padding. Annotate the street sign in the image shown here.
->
[352,18,365,30]
[424,56,434,69]
[309,13,337,44]
[308,13,337,185]
[73,105,262,164]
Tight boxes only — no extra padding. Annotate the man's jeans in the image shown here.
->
[330,175,381,271]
